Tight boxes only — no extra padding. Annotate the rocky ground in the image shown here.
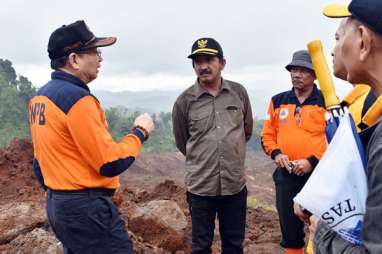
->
[0,139,281,254]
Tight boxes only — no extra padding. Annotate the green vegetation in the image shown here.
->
[0,59,36,147]
[105,107,175,152]
[247,196,276,212]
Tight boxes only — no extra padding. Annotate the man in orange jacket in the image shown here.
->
[29,20,154,254]
[261,50,327,254]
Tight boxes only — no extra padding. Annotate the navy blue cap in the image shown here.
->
[349,0,382,36]
[48,20,117,60]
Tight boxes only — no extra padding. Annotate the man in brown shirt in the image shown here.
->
[172,37,253,254]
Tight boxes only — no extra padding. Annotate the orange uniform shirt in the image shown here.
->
[29,71,144,190]
[261,85,327,168]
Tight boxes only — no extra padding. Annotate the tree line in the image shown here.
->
[0,59,36,147]
[105,107,175,152]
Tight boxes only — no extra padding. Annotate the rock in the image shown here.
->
[129,231,171,254]
[0,202,46,244]
[1,228,62,254]
[183,209,190,217]
[128,200,187,252]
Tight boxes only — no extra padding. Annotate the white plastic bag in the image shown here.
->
[294,113,367,245]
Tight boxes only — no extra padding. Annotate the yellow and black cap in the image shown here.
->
[48,20,117,60]
[188,37,224,59]
[323,0,382,36]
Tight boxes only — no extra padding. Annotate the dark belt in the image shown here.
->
[48,188,115,197]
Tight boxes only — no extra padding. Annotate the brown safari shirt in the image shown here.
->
[172,79,253,196]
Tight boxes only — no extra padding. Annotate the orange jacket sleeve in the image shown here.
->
[67,95,143,177]
[261,99,281,159]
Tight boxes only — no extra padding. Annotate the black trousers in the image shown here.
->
[46,189,133,254]
[187,186,247,254]
[273,168,310,249]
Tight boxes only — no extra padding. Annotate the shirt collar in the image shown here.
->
[51,71,90,92]
[192,78,230,98]
[288,84,319,103]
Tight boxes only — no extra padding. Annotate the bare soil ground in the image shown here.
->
[0,139,281,254]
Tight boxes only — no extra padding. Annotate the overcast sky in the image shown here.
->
[1,0,351,102]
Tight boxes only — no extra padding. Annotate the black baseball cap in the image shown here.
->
[323,0,382,36]
[48,20,117,60]
[188,37,224,59]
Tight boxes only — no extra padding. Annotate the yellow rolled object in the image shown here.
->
[306,239,314,254]
[307,40,340,109]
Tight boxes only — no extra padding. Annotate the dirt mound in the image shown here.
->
[140,180,189,211]
[0,139,43,205]
[115,180,280,254]
[0,139,281,253]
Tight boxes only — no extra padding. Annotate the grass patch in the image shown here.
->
[247,196,276,212]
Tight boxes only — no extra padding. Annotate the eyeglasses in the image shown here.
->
[75,49,102,58]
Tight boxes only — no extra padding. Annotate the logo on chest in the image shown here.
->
[279,108,289,124]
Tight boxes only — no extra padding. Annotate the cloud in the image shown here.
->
[1,0,341,76]
[3,0,351,105]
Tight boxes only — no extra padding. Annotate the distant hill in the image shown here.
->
[94,89,268,118]
[94,90,180,114]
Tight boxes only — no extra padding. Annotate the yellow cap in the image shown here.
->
[323,3,352,18]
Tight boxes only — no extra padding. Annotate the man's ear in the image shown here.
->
[220,58,226,70]
[359,25,372,62]
[67,53,81,70]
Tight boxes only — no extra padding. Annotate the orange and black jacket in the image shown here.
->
[261,85,327,169]
[29,71,144,190]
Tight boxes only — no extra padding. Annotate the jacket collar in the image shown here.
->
[288,84,320,104]
[51,71,90,92]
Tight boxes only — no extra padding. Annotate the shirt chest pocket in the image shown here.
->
[189,108,213,134]
[224,105,243,126]
[301,108,326,134]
